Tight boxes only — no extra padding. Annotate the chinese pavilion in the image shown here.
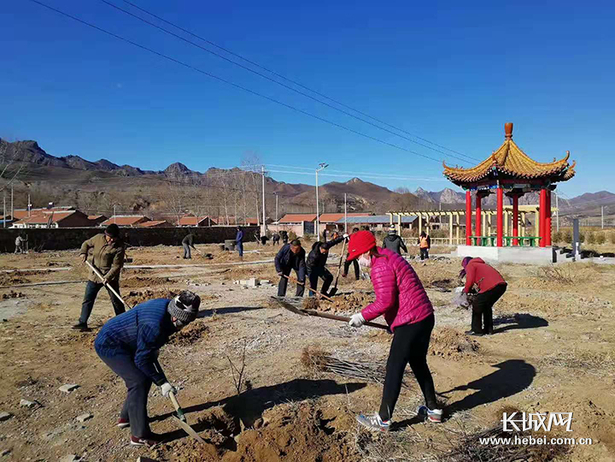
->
[443,123,575,248]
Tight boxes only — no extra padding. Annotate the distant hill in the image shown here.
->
[0,138,611,219]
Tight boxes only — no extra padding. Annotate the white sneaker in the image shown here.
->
[417,405,443,423]
[356,413,391,432]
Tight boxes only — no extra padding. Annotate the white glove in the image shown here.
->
[160,382,177,398]
[348,313,365,328]
[343,233,349,239]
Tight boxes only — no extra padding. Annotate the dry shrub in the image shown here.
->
[539,266,573,285]
[301,346,412,388]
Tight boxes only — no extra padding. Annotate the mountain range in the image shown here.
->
[1,138,613,219]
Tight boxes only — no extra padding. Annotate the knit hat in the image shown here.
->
[347,230,376,261]
[105,223,120,238]
[167,290,200,323]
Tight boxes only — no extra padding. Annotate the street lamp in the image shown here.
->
[273,192,279,222]
[315,163,328,238]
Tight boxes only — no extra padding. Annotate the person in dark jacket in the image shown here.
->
[272,233,280,246]
[382,226,408,255]
[460,257,507,335]
[182,233,195,259]
[73,224,125,332]
[281,230,289,245]
[275,239,306,297]
[306,233,347,297]
[94,291,200,447]
[342,228,361,280]
[236,227,244,259]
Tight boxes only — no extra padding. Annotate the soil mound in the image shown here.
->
[430,328,480,358]
[122,276,174,288]
[0,273,30,286]
[318,292,374,314]
[169,321,209,346]
[125,288,179,305]
[227,402,358,462]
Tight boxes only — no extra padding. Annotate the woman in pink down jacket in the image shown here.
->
[347,231,442,431]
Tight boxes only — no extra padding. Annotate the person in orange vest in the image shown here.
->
[418,231,431,260]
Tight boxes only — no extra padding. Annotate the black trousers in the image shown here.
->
[471,283,507,334]
[79,280,125,325]
[97,353,152,438]
[277,267,305,297]
[307,267,333,296]
[420,248,429,260]
[182,243,191,259]
[343,258,359,280]
[379,314,437,421]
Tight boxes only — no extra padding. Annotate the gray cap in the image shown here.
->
[167,290,200,323]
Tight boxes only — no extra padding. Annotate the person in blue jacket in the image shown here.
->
[94,291,200,447]
[235,227,244,259]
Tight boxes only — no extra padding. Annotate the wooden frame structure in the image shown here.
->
[388,204,556,246]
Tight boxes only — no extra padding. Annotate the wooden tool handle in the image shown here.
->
[283,274,334,302]
[85,260,131,310]
[169,391,186,421]
[304,309,389,330]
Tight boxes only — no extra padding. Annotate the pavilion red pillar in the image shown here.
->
[496,187,504,247]
[545,189,552,246]
[465,190,472,245]
[475,193,482,246]
[539,188,546,247]
[512,194,519,246]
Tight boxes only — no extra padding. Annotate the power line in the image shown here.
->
[119,0,479,163]
[27,0,449,165]
[101,0,476,165]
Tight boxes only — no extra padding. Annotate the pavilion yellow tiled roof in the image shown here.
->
[443,123,576,185]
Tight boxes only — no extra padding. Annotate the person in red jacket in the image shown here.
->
[460,257,507,336]
[346,231,442,431]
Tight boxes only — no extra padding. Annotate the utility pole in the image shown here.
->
[28,193,31,217]
[261,165,267,235]
[344,193,348,233]
[315,163,328,238]
[113,205,117,223]
[274,192,279,222]
[3,191,6,228]
[555,192,559,232]
[601,206,604,229]
[11,184,14,219]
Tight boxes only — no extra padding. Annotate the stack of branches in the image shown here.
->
[301,346,413,388]
[439,424,569,462]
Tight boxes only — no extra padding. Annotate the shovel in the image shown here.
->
[85,260,132,309]
[282,274,334,302]
[168,391,207,444]
[328,239,346,297]
[271,296,389,331]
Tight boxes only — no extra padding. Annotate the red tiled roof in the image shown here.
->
[319,213,370,223]
[138,220,171,228]
[177,216,214,226]
[12,207,75,220]
[14,211,77,225]
[88,215,106,220]
[279,213,317,223]
[101,216,150,226]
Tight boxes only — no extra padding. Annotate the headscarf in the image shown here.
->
[459,256,472,278]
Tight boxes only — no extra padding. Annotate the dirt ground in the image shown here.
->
[0,242,614,461]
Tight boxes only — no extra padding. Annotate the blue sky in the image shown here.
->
[2,0,614,197]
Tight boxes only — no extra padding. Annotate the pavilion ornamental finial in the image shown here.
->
[505,122,513,139]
